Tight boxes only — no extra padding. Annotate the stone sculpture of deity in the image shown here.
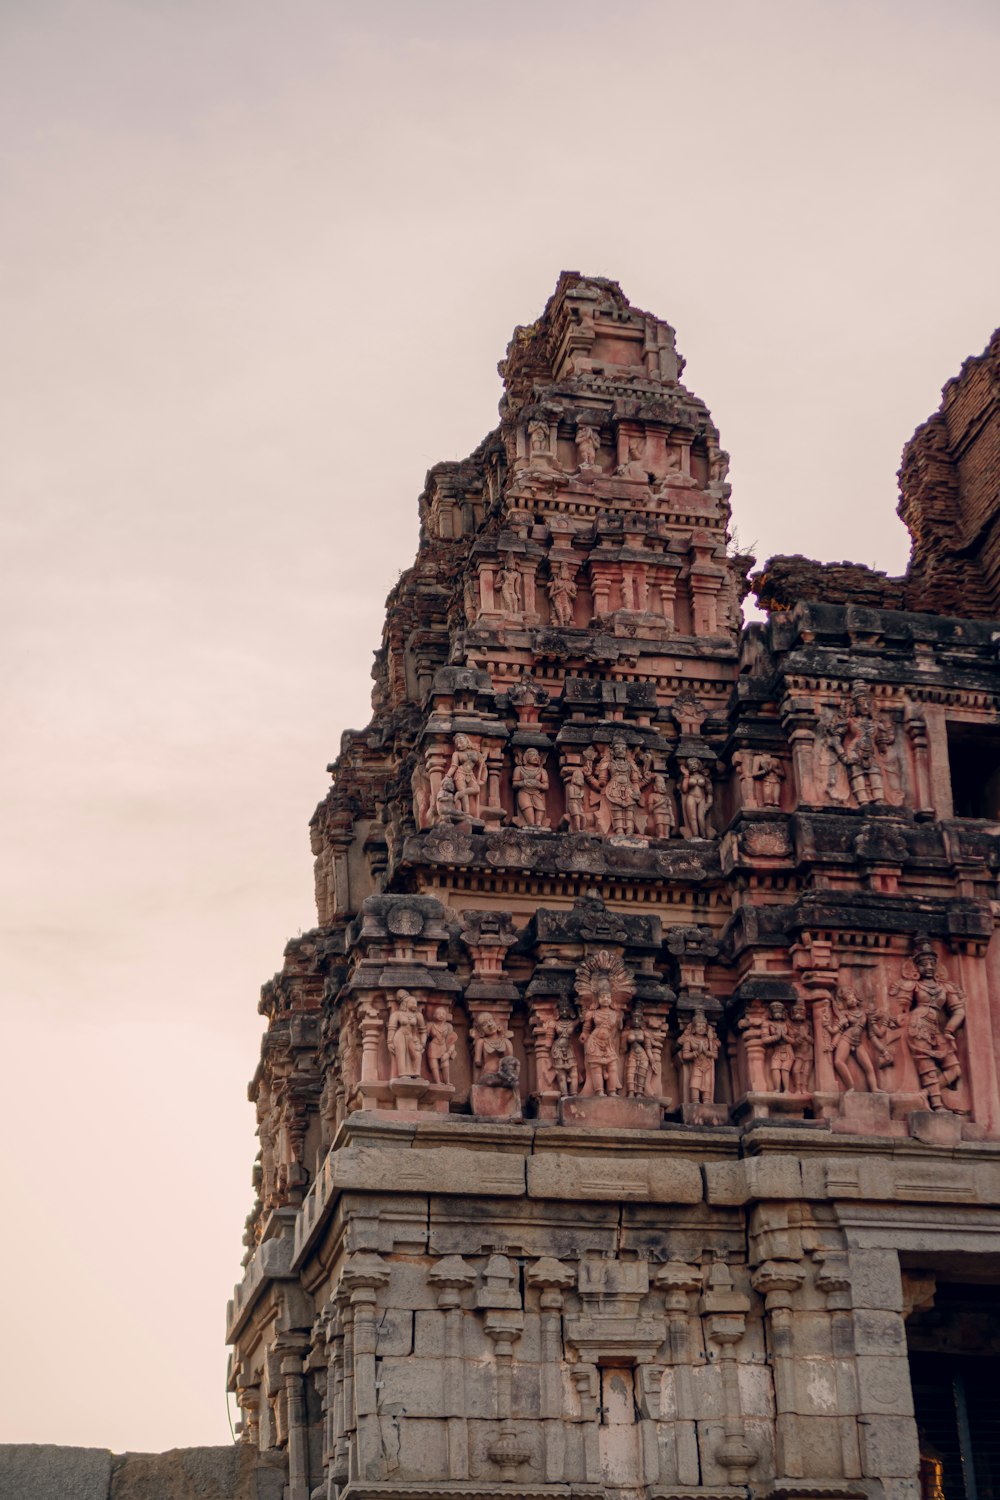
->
[788,1001,815,1093]
[495,557,522,618]
[549,999,580,1097]
[822,981,883,1093]
[828,681,896,807]
[426,1005,458,1086]
[679,757,714,840]
[575,423,600,469]
[547,561,577,628]
[761,1001,795,1093]
[752,754,785,809]
[586,736,650,836]
[387,990,427,1079]
[892,940,966,1111]
[471,1011,514,1081]
[513,747,549,828]
[622,1002,658,1098]
[576,951,636,1097]
[677,1008,719,1104]
[646,773,676,839]
[616,435,648,481]
[446,734,488,819]
[563,766,588,832]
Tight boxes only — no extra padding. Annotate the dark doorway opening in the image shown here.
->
[908,1281,1000,1500]
[947,725,1000,820]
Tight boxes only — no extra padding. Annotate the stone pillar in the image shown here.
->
[341,1251,390,1480]
[751,1258,806,1478]
[527,1256,576,1481]
[905,708,934,817]
[655,1258,703,1485]
[428,1254,476,1480]
[280,1353,310,1500]
[700,1258,756,1486]
[815,1251,863,1480]
[844,1247,919,1500]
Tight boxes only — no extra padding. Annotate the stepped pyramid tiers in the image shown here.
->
[228,279,1000,1500]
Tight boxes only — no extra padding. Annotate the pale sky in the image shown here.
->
[2,0,998,1453]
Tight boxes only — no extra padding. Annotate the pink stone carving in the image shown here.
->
[892,937,966,1110]
[386,990,427,1079]
[679,757,714,840]
[677,1007,720,1104]
[512,747,550,828]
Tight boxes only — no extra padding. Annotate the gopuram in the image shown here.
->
[227,277,1000,1500]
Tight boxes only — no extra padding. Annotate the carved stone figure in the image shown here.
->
[434,774,461,824]
[828,681,896,806]
[447,734,488,819]
[823,982,882,1093]
[547,561,577,627]
[528,416,552,461]
[576,951,635,1096]
[575,423,600,469]
[622,1003,657,1098]
[426,1005,457,1086]
[387,990,427,1079]
[679,757,714,840]
[788,1001,815,1093]
[549,999,580,1096]
[646,773,676,838]
[588,736,649,836]
[564,766,588,832]
[581,991,622,1096]
[677,1008,720,1103]
[616,435,648,480]
[495,557,522,617]
[761,1001,794,1093]
[893,940,966,1110]
[513,747,549,827]
[752,754,785,808]
[660,448,700,488]
[472,1011,514,1080]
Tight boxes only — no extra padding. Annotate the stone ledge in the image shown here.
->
[340,1486,604,1500]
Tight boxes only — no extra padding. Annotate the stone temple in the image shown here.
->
[224,275,1000,1500]
[17,274,1000,1500]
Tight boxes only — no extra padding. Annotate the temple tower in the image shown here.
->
[228,278,1000,1500]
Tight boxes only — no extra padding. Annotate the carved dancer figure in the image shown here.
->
[575,423,600,469]
[387,990,427,1079]
[788,1001,815,1093]
[495,557,522,617]
[622,1003,657,1098]
[752,754,785,809]
[549,1000,580,1096]
[581,991,622,1096]
[426,1005,458,1086]
[829,681,895,806]
[472,1011,514,1080]
[893,941,966,1110]
[513,747,549,827]
[679,757,714,840]
[677,1008,719,1104]
[547,562,577,627]
[447,733,487,819]
[761,1001,795,1093]
[823,982,880,1093]
[646,774,676,839]
[616,435,648,480]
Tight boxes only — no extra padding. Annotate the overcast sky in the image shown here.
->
[2,0,998,1453]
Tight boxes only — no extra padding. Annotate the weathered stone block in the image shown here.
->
[376,1356,444,1415]
[846,1248,903,1312]
[858,1413,920,1479]
[851,1307,907,1357]
[854,1354,915,1416]
[527,1152,701,1204]
[0,1445,112,1500]
[375,1308,413,1356]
